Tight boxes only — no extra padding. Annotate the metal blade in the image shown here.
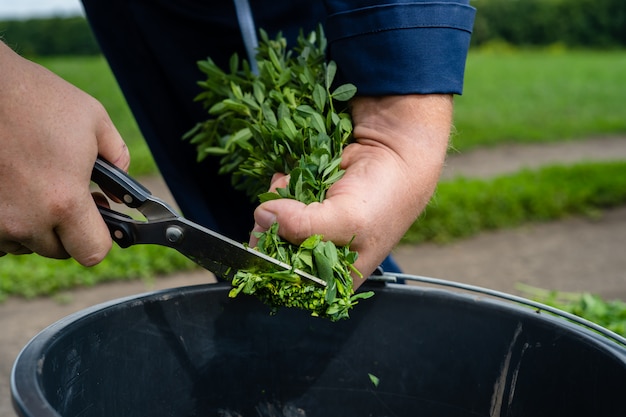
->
[137,216,327,287]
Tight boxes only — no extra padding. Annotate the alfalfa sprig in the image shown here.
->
[185,26,373,321]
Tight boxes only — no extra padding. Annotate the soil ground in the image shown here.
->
[2,136,626,415]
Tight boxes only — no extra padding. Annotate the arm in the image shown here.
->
[0,41,130,264]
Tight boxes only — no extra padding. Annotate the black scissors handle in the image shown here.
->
[91,157,151,208]
[91,156,178,249]
[96,206,137,248]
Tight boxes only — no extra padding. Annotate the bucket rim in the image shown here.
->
[373,272,626,347]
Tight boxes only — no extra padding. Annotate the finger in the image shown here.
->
[5,232,67,259]
[11,246,34,256]
[91,191,111,209]
[94,111,131,171]
[54,196,113,267]
[268,173,289,192]
[0,241,34,256]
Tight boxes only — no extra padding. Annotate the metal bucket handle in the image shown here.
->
[372,272,626,347]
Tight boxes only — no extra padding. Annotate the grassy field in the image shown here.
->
[1,49,625,301]
[453,49,626,150]
[33,49,626,173]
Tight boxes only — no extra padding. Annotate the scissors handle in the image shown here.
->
[97,206,137,248]
[92,157,152,208]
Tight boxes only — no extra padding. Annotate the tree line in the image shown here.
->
[0,16,99,56]
[471,0,626,48]
[1,0,625,57]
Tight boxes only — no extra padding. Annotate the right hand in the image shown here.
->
[0,42,130,265]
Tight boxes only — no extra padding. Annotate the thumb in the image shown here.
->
[55,195,114,267]
[251,198,354,248]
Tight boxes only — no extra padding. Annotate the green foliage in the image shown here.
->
[0,16,99,57]
[186,27,372,321]
[519,284,626,337]
[0,245,197,302]
[471,0,626,48]
[404,161,626,244]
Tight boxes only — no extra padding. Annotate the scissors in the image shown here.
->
[91,157,326,287]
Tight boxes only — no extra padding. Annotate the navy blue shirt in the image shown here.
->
[82,0,475,241]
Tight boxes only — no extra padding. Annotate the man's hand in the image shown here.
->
[0,42,130,265]
[250,94,452,288]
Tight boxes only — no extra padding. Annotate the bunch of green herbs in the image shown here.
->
[185,27,373,321]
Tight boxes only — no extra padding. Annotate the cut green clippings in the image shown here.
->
[185,26,373,321]
[368,373,380,388]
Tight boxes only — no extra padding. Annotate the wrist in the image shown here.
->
[351,94,452,168]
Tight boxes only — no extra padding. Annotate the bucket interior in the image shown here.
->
[12,281,626,417]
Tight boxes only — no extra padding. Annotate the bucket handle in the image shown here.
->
[372,272,626,348]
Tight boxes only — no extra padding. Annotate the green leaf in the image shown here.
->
[310,112,327,134]
[253,80,266,104]
[229,53,240,74]
[268,46,283,72]
[296,104,316,117]
[279,117,298,141]
[226,128,252,149]
[325,61,337,89]
[277,102,291,121]
[324,168,345,185]
[322,157,343,178]
[258,192,282,203]
[353,291,375,301]
[201,146,230,156]
[230,81,244,100]
[261,102,278,127]
[313,84,327,112]
[331,83,357,101]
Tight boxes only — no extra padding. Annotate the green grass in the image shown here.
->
[404,161,626,244]
[0,245,197,301]
[453,49,626,151]
[1,50,623,302]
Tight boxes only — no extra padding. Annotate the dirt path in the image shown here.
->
[2,136,626,416]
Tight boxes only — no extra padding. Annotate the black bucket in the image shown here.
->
[11,275,626,417]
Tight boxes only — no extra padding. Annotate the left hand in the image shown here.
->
[250,94,452,289]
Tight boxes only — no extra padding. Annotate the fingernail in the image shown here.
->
[255,208,277,229]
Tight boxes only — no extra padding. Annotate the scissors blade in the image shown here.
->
[141,216,327,287]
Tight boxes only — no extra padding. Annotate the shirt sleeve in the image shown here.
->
[323,1,476,95]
